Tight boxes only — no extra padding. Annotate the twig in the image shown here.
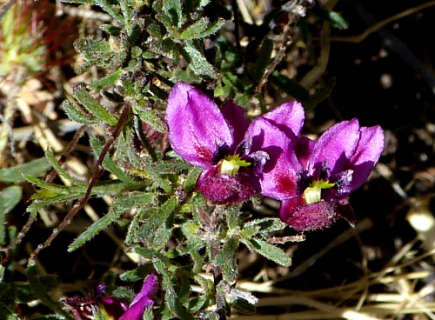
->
[28,105,130,265]
[255,14,294,93]
[0,126,87,265]
[330,1,435,43]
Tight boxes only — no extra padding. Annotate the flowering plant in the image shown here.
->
[0,0,396,319]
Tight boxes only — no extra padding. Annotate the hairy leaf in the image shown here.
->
[183,42,216,78]
[73,84,118,126]
[243,238,291,267]
[0,158,51,183]
[68,192,155,252]
[215,237,239,282]
[62,100,99,125]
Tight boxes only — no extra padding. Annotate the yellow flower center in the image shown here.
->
[303,180,335,204]
[219,155,250,177]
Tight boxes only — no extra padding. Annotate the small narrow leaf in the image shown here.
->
[183,167,201,192]
[270,72,309,101]
[162,0,183,27]
[0,186,22,215]
[245,218,286,233]
[45,149,85,186]
[215,237,239,282]
[23,175,66,194]
[135,107,167,133]
[0,186,22,245]
[180,18,225,40]
[314,7,349,30]
[90,137,134,184]
[243,238,291,267]
[73,84,118,126]
[166,288,194,320]
[68,192,155,252]
[183,42,216,78]
[90,69,123,90]
[62,100,98,125]
[0,158,51,182]
[120,264,154,282]
[254,38,273,81]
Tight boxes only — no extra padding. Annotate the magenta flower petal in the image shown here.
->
[247,118,302,200]
[309,119,360,175]
[119,298,153,320]
[130,273,159,306]
[165,82,234,168]
[294,136,315,168]
[349,125,384,191]
[119,273,159,320]
[280,198,336,232]
[262,100,305,138]
[221,100,250,146]
[196,167,259,204]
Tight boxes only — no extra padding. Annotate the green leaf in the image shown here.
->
[243,238,291,267]
[137,197,177,249]
[62,100,98,125]
[254,38,273,81]
[90,137,134,184]
[215,237,239,282]
[180,18,225,40]
[120,264,154,282]
[0,186,22,245]
[0,186,22,215]
[23,174,66,193]
[270,72,309,101]
[134,107,167,133]
[74,39,114,66]
[94,0,123,23]
[245,218,286,234]
[327,11,348,29]
[73,84,118,126]
[0,158,51,182]
[314,7,348,30]
[68,192,155,252]
[45,149,85,186]
[225,206,240,231]
[162,0,183,28]
[183,167,201,192]
[166,288,194,320]
[183,42,216,78]
[90,69,123,90]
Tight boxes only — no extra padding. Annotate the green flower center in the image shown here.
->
[219,154,250,177]
[303,180,335,204]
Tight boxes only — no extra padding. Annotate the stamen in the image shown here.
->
[303,180,335,204]
[219,154,250,177]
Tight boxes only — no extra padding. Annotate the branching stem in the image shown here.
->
[28,105,130,265]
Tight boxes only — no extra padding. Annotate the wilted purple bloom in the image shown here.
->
[63,284,127,320]
[119,273,159,320]
[63,273,158,320]
[263,117,384,231]
[166,82,300,204]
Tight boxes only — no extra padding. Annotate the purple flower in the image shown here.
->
[63,273,159,320]
[119,273,159,320]
[166,82,298,204]
[63,284,128,320]
[263,117,384,231]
